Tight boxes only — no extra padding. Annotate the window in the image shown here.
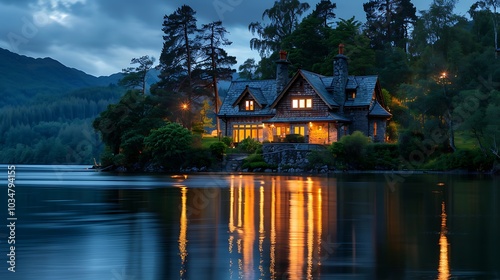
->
[245,100,254,111]
[347,90,356,99]
[373,122,377,137]
[232,124,263,142]
[293,126,305,136]
[292,98,312,109]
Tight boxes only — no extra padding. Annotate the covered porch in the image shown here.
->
[263,114,351,145]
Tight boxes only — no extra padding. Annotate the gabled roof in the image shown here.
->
[232,86,268,107]
[344,76,379,107]
[218,80,277,117]
[369,100,392,118]
[270,70,340,109]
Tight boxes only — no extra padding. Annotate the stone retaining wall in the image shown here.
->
[262,143,328,172]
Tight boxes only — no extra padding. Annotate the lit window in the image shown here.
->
[245,100,254,111]
[373,122,378,137]
[292,98,312,109]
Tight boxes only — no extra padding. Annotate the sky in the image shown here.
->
[0,0,472,77]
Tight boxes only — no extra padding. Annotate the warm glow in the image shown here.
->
[181,103,188,110]
[441,72,447,79]
[438,201,450,280]
[179,187,188,278]
[288,180,305,279]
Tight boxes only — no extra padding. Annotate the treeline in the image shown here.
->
[238,0,500,167]
[0,86,124,164]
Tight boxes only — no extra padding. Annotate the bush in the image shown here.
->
[364,143,400,170]
[339,131,370,169]
[424,149,495,171]
[143,122,192,170]
[221,136,233,147]
[238,137,261,153]
[184,148,214,169]
[242,153,273,171]
[209,142,227,161]
[307,150,335,170]
[284,134,305,143]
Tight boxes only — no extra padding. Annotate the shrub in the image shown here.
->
[242,153,272,170]
[238,137,261,153]
[339,131,370,169]
[424,149,495,171]
[221,136,233,147]
[364,143,400,170]
[284,134,305,143]
[184,148,214,169]
[307,150,335,170]
[143,122,192,170]
[209,142,227,161]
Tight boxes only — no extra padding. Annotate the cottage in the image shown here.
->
[218,44,391,144]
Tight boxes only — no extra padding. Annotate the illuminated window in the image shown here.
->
[245,100,254,111]
[292,98,312,109]
[347,90,356,99]
[232,124,263,142]
[293,126,305,135]
[373,122,377,137]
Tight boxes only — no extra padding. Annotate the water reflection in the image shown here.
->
[179,187,188,278]
[225,176,331,279]
[4,166,500,280]
[438,201,450,280]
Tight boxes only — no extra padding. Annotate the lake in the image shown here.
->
[0,165,498,279]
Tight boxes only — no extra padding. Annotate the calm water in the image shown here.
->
[0,165,498,280]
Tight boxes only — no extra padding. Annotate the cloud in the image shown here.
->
[0,0,468,77]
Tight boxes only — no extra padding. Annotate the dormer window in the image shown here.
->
[245,100,254,111]
[347,90,356,100]
[292,98,312,109]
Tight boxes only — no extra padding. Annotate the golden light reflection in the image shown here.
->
[227,176,329,279]
[270,178,276,279]
[259,185,265,278]
[307,183,314,279]
[438,201,450,280]
[288,180,305,280]
[179,187,188,278]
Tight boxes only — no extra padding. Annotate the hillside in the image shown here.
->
[0,49,126,164]
[0,48,122,106]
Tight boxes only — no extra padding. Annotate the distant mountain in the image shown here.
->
[0,48,122,106]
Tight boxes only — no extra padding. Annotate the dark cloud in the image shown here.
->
[0,0,468,76]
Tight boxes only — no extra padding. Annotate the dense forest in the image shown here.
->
[0,48,125,164]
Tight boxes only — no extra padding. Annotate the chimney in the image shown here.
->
[333,44,348,109]
[276,50,290,94]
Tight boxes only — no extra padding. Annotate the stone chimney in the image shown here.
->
[333,44,348,108]
[276,50,290,94]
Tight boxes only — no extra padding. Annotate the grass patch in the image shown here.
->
[200,136,220,149]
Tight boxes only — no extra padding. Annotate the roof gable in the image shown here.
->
[270,70,340,109]
[232,86,268,107]
[369,100,392,118]
[218,80,276,116]
[344,76,379,107]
